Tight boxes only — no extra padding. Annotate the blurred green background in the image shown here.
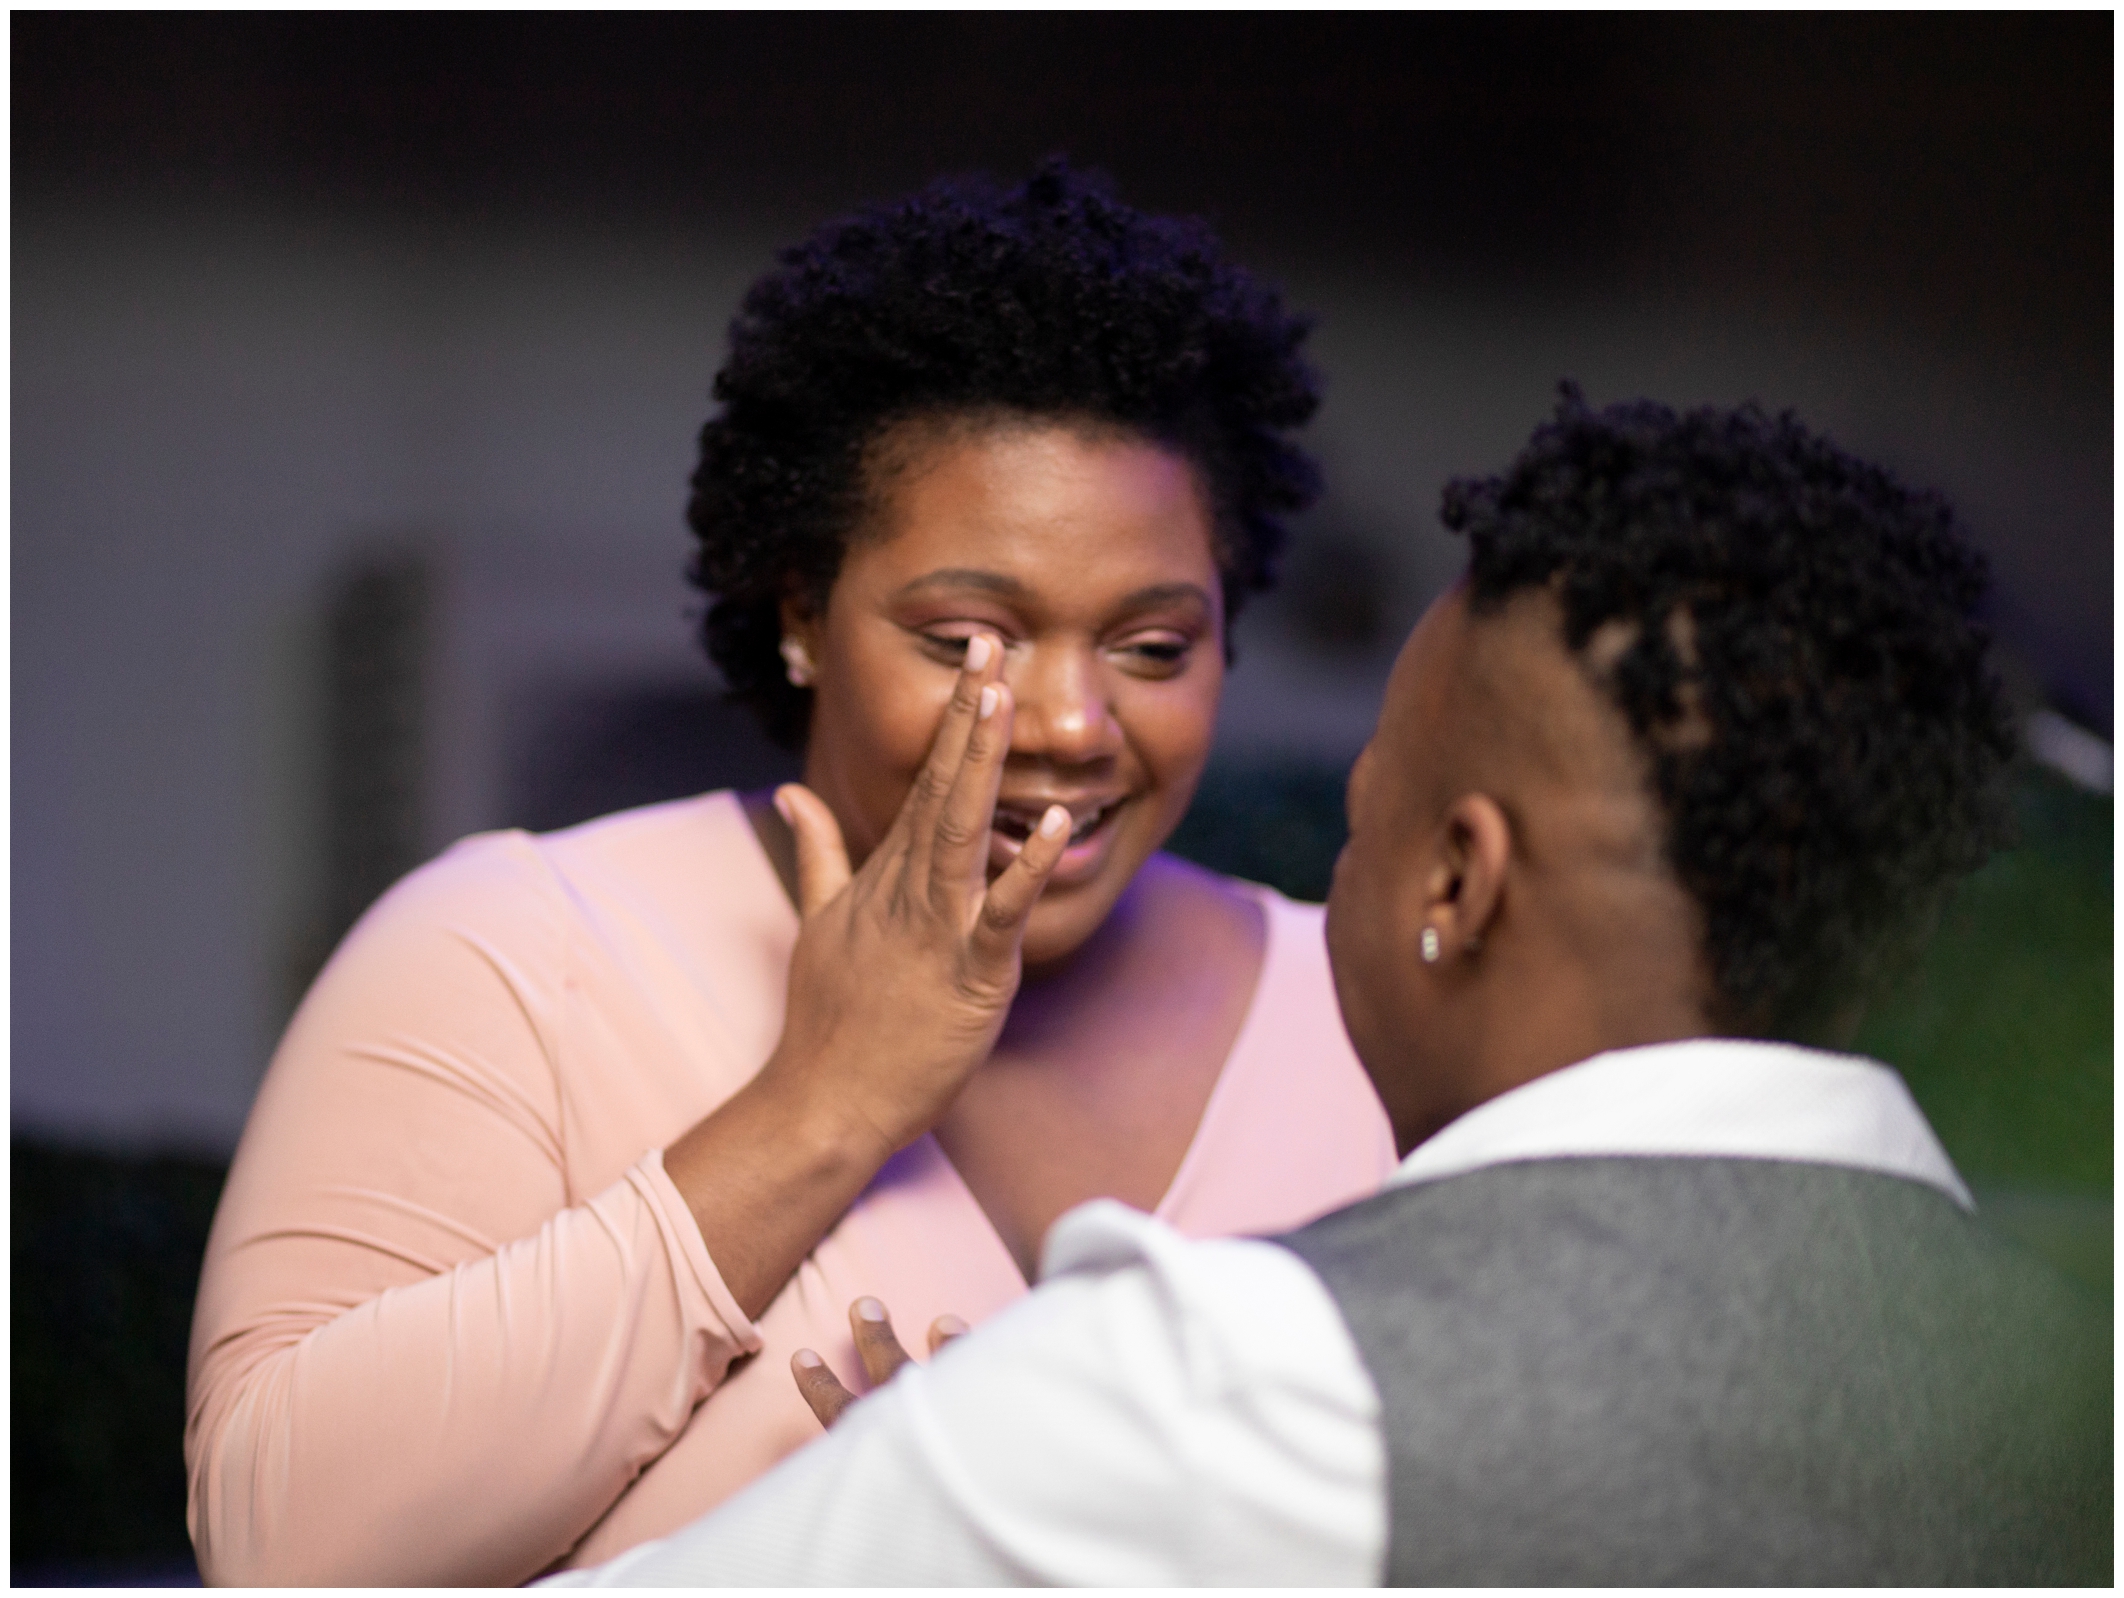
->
[12,759,2111,1577]
[1850,768,2114,1286]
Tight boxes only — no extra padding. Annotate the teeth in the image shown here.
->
[992,802,1113,845]
[1069,805,1109,843]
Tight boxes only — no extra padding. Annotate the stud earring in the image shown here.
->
[779,637,815,688]
[1420,926,1441,964]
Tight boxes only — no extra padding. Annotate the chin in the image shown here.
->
[1014,806,1176,972]
[1019,892,1111,973]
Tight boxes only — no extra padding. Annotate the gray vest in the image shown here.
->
[1277,1158,2110,1585]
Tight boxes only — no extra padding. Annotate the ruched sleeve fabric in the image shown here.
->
[185,792,1394,1584]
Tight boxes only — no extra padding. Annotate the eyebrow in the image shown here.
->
[893,569,1028,600]
[892,570,1215,612]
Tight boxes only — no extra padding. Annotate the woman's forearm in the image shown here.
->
[662,1059,897,1320]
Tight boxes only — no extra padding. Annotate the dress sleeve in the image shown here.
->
[184,834,762,1587]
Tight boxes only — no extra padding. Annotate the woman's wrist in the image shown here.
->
[661,1050,904,1319]
[741,1048,902,1185]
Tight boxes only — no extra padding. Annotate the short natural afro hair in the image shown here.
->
[1445,385,2017,1040]
[686,158,1322,746]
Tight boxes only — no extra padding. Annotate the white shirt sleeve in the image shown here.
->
[546,1199,1386,1587]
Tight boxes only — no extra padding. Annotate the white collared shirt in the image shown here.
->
[551,1039,1968,1587]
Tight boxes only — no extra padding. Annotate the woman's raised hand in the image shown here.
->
[662,635,1068,1319]
[758,634,1071,1164]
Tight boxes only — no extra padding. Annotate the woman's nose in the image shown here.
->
[1007,645,1121,764]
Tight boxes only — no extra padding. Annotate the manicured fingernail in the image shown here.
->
[935,1314,969,1337]
[1039,805,1069,838]
[793,1348,823,1369]
[977,685,1000,720]
[772,787,796,826]
[855,1296,887,1323]
[965,635,992,671]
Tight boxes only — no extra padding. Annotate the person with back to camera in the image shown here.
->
[182,162,1398,1585]
[559,389,2111,1587]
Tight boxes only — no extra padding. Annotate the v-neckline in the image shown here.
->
[724,789,1279,1290]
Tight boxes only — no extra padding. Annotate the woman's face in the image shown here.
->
[788,419,1226,970]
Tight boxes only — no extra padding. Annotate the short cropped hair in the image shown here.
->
[1445,385,2017,1038]
[686,159,1322,747]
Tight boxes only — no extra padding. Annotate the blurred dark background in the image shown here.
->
[12,13,2111,1583]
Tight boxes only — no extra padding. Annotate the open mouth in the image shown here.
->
[991,799,1120,848]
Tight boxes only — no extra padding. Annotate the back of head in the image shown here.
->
[688,159,1322,746]
[1442,385,2017,1039]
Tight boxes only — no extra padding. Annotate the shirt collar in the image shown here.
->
[1387,1037,1973,1210]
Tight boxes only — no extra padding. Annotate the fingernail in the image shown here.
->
[965,635,992,672]
[793,1348,823,1369]
[935,1314,969,1337]
[855,1296,887,1323]
[772,787,796,826]
[1039,805,1069,838]
[977,684,1000,720]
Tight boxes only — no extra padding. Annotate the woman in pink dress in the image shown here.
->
[185,162,1395,1585]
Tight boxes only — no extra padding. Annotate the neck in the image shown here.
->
[1391,936,1715,1158]
[742,788,802,906]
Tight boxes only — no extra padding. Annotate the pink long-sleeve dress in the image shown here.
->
[185,791,1396,1585]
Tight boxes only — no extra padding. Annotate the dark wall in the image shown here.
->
[16,15,2108,315]
[17,11,2111,715]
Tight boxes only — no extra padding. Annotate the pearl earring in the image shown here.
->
[1420,926,1441,964]
[779,637,815,688]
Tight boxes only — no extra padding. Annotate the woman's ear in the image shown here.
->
[777,591,821,642]
[778,592,823,688]
[1426,793,1511,960]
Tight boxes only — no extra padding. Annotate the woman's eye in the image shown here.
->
[1117,636,1194,671]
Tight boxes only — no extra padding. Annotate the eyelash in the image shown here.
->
[918,631,1194,672]
[1127,639,1190,665]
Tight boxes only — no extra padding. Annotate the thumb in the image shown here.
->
[776,784,852,916]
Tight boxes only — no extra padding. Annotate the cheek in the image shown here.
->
[815,652,955,828]
[863,682,952,775]
[1122,672,1222,795]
